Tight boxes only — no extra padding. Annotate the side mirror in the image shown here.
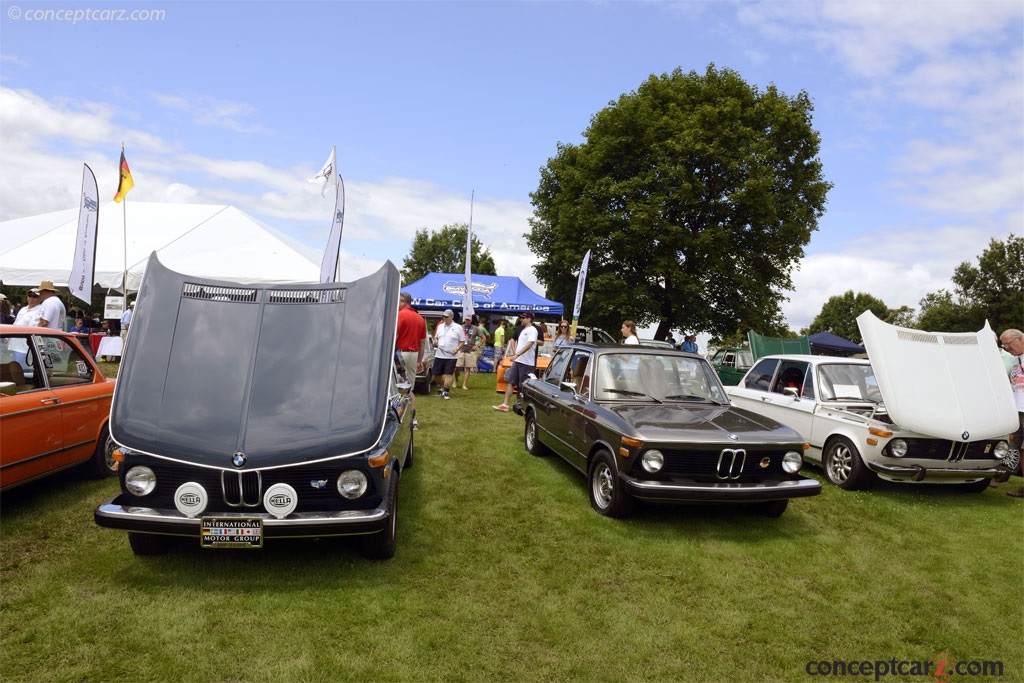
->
[782,387,799,398]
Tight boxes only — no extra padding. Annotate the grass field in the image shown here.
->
[2,368,1022,682]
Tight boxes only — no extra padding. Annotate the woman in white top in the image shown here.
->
[621,320,639,345]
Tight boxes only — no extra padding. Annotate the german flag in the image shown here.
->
[113,150,134,203]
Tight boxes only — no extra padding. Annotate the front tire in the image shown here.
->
[823,436,875,490]
[88,426,119,478]
[751,499,789,518]
[524,411,549,457]
[957,478,991,493]
[128,532,171,556]
[361,471,398,560]
[588,450,633,518]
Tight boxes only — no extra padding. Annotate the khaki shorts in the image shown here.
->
[457,350,480,370]
[399,351,419,383]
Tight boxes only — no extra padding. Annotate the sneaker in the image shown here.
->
[437,388,444,396]
[442,391,450,400]
[492,404,509,412]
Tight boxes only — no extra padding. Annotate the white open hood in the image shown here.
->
[856,311,1018,441]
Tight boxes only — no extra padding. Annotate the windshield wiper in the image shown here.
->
[603,388,662,402]
[664,394,722,404]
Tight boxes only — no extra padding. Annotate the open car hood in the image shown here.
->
[856,311,1017,441]
[111,253,401,469]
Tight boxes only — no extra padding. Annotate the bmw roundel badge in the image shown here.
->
[962,431,969,441]
[728,433,739,441]
[232,452,247,468]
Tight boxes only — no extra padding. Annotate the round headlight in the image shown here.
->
[125,466,157,496]
[889,438,909,458]
[994,441,1010,460]
[781,451,803,474]
[641,449,665,473]
[337,470,368,500]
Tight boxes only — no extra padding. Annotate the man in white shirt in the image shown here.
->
[1000,328,1024,498]
[34,281,66,329]
[432,309,464,400]
[494,310,538,412]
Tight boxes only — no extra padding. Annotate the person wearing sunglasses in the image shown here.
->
[1000,328,1024,498]
[13,290,43,327]
[553,320,573,347]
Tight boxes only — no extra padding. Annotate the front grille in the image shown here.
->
[630,446,792,482]
[123,460,380,513]
[902,439,1001,462]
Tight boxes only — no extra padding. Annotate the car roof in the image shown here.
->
[756,353,869,365]
[562,342,702,357]
[0,324,75,336]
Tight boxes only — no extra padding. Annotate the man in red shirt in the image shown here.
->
[396,292,427,429]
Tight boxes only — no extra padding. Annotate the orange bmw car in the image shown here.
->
[0,325,117,490]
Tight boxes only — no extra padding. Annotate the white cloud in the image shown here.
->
[151,92,271,134]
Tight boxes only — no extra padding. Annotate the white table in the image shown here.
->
[96,336,124,358]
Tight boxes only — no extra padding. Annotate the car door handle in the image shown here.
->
[760,396,769,402]
[40,397,61,405]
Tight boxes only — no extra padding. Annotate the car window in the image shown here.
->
[817,363,881,403]
[771,361,809,395]
[593,329,616,344]
[0,335,45,393]
[565,350,593,395]
[595,352,726,403]
[38,335,95,388]
[736,350,753,368]
[744,358,779,391]
[542,347,572,386]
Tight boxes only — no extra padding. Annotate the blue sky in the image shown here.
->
[1,0,1021,332]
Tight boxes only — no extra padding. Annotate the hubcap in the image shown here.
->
[593,463,614,508]
[828,444,852,483]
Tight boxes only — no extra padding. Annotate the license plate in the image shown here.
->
[201,517,263,549]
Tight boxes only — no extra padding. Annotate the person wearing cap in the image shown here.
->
[432,309,464,400]
[0,293,12,325]
[494,310,538,412]
[14,290,43,326]
[34,281,66,329]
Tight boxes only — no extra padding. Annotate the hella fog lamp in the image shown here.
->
[173,482,208,518]
[337,470,368,500]
[263,483,298,519]
[125,466,157,496]
[781,451,803,474]
[993,441,1010,460]
[889,438,909,458]
[641,450,665,473]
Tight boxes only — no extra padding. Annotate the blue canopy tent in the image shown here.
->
[809,331,866,356]
[401,272,564,317]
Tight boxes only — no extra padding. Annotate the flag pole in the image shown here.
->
[121,144,128,307]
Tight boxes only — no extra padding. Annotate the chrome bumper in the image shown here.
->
[620,476,822,503]
[866,462,1011,482]
[94,496,388,538]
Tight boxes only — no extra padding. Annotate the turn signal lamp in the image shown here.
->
[620,436,642,458]
[869,427,893,438]
[368,450,390,468]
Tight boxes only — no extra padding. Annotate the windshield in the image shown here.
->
[595,352,727,403]
[817,363,882,403]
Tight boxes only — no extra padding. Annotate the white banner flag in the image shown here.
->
[572,249,591,319]
[462,194,474,320]
[309,146,336,198]
[320,176,345,283]
[69,164,99,305]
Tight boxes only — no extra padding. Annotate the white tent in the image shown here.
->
[0,201,320,292]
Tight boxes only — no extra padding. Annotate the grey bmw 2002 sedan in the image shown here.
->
[95,254,413,559]
[519,343,821,518]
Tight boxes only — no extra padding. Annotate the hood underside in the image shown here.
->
[856,311,1017,442]
[111,253,401,469]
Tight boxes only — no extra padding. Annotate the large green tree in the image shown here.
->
[807,291,893,343]
[916,234,1023,333]
[527,64,831,339]
[400,223,496,284]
